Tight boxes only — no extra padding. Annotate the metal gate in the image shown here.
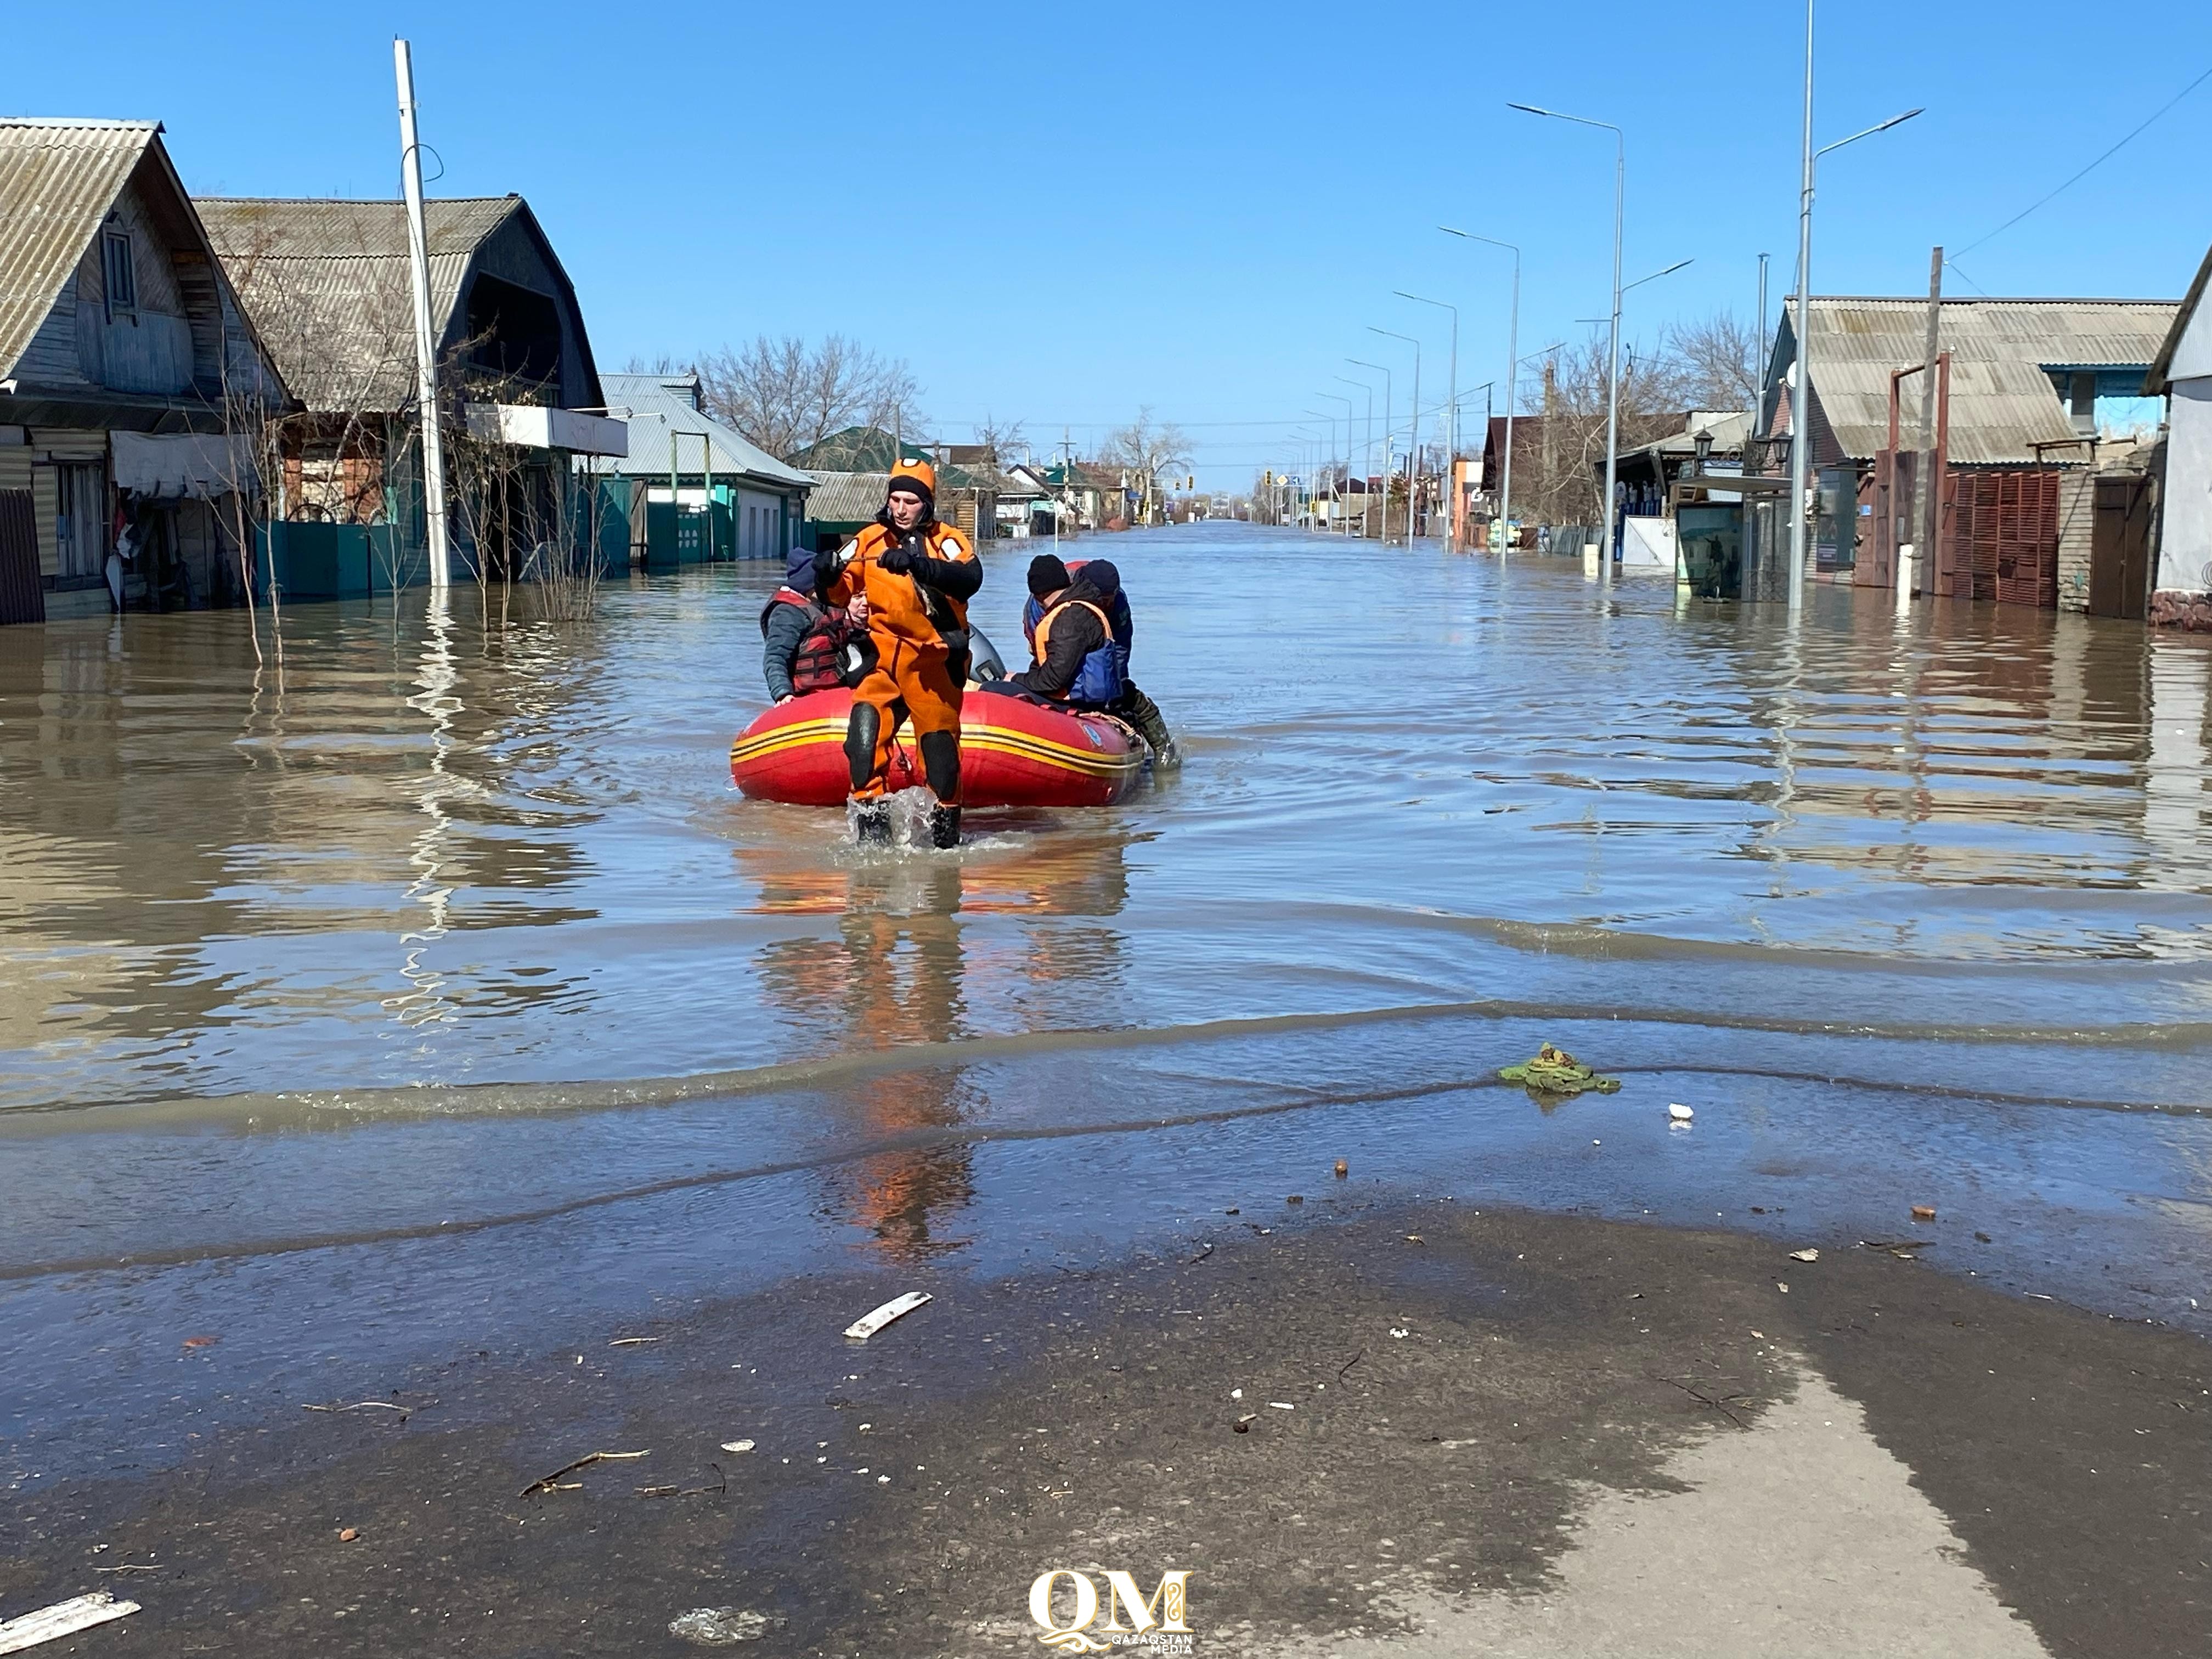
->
[2088,473,2153,620]
[1941,468,2059,607]
[0,489,42,624]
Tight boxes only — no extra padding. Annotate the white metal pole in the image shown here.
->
[1788,0,1815,613]
[394,38,449,593]
[1601,131,1623,588]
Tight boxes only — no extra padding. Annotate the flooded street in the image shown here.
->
[5,522,2212,1476]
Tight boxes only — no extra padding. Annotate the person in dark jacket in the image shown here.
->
[1011,555,1119,703]
[761,544,866,703]
[1069,558,1178,764]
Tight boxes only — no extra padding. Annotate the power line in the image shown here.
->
[1952,63,2212,259]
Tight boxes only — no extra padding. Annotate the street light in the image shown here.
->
[1368,327,1422,545]
[1397,292,1458,545]
[1510,100,1623,582]
[1787,1,1925,611]
[1441,227,1520,551]
[1333,374,1375,536]
[1316,393,1356,533]
[1304,410,1340,531]
[1347,358,1393,542]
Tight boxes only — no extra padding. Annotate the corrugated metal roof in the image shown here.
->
[196,196,522,411]
[803,471,890,523]
[1787,297,2178,464]
[0,119,161,381]
[598,374,813,489]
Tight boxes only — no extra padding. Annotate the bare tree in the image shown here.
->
[1664,311,1763,410]
[693,334,922,459]
[1107,407,1192,478]
[1506,330,1701,527]
[970,414,1025,461]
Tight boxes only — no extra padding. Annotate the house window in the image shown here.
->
[103,230,136,320]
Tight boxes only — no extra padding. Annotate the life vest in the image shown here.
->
[1033,595,1125,707]
[832,520,974,651]
[1024,573,1133,685]
[760,588,860,692]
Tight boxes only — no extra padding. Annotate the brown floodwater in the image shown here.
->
[3,524,2210,1476]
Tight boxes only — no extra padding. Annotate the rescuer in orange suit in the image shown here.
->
[817,458,982,848]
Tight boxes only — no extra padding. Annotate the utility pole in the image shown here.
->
[1349,358,1392,543]
[1397,294,1457,544]
[1912,245,1943,599]
[1370,328,1421,544]
[1788,0,1816,613]
[394,38,449,592]
[1509,104,1624,584]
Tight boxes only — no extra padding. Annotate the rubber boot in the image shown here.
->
[1122,685,1180,767]
[853,800,892,845]
[917,729,961,804]
[844,701,882,793]
[928,804,962,849]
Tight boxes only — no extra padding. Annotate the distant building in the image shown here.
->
[0,119,287,623]
[596,374,811,564]
[789,426,997,547]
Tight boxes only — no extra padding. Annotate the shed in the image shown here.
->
[597,374,811,564]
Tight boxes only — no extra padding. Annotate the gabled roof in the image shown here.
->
[804,471,892,524]
[597,373,811,489]
[198,195,597,413]
[1,119,169,381]
[787,425,914,473]
[1775,296,2179,465]
[2146,244,2212,392]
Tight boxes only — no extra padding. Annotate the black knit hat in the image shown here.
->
[1026,554,1071,598]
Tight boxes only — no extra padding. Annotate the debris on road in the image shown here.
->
[1334,1159,1348,1178]
[1286,1195,1304,1205]
[1911,1205,1937,1221]
[0,1592,142,1653]
[180,1335,218,1349]
[668,1606,783,1645]
[302,1400,413,1420]
[337,1528,358,1543]
[719,1440,755,1454]
[1268,1401,1295,1410]
[1788,1249,1819,1263]
[844,1291,932,1342]
[518,1449,649,1498]
[609,1337,661,1347]
[1498,1043,1621,1097]
[1668,1103,1694,1122]
[1233,1414,1257,1433]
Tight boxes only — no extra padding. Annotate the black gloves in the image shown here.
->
[877,538,918,575]
[811,547,840,595]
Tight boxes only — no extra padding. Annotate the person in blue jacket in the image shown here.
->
[1014,555,1177,764]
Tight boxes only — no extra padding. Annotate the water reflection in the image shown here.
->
[4,538,2212,1120]
[740,823,1133,1260]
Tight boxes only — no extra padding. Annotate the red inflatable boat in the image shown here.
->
[730,687,1146,808]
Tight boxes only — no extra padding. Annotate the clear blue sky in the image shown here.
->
[20,1,2212,486]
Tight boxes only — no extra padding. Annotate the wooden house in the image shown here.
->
[0,119,287,624]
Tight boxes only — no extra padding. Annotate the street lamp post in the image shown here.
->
[1317,393,1356,532]
[1348,358,1393,542]
[1333,375,1374,538]
[1786,0,1925,612]
[1510,101,1622,582]
[1368,328,1422,544]
[1397,293,1458,545]
[1441,228,1520,552]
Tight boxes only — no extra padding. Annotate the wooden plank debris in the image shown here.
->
[843,1291,931,1341]
[0,1593,142,1654]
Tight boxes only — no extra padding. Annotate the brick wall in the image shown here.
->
[2056,469,2095,613]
